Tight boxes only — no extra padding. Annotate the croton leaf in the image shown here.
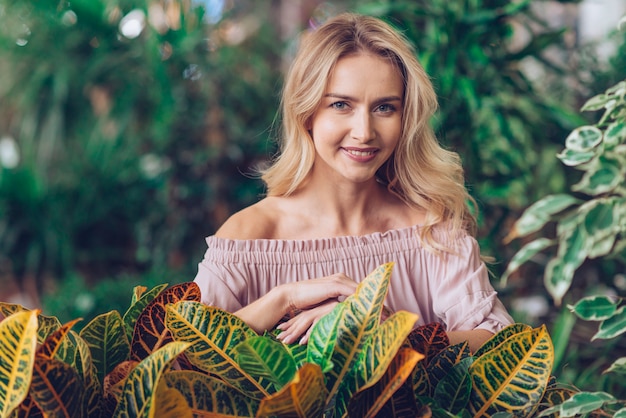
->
[0,310,39,418]
[30,354,82,418]
[165,300,270,399]
[469,325,554,417]
[405,322,449,365]
[307,262,394,405]
[256,363,327,418]
[234,335,297,389]
[433,356,473,415]
[165,370,260,417]
[474,323,533,358]
[426,341,471,392]
[347,347,423,418]
[103,360,139,414]
[37,318,81,361]
[123,283,168,343]
[7,394,44,418]
[153,381,192,418]
[112,341,191,418]
[130,282,200,361]
[80,310,130,383]
[0,303,61,344]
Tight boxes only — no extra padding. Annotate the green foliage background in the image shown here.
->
[0,0,625,400]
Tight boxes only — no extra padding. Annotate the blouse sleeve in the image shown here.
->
[193,245,246,313]
[428,235,513,334]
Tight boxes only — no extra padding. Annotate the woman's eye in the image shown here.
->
[331,101,348,110]
[376,104,396,113]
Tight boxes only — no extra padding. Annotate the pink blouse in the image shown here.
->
[193,225,513,333]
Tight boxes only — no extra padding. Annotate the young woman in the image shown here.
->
[193,13,513,353]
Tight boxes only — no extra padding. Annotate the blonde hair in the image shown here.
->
[261,13,476,252]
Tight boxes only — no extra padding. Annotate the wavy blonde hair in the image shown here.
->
[261,13,476,252]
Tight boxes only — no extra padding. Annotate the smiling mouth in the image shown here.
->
[344,148,377,157]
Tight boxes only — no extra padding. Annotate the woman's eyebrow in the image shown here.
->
[324,93,402,103]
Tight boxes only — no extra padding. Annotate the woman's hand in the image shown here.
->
[276,300,339,345]
[283,273,357,313]
[234,273,357,335]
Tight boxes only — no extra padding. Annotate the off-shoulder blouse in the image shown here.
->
[193,225,513,334]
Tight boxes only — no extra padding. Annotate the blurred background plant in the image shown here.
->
[1,0,625,403]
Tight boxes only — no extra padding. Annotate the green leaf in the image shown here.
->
[538,391,616,417]
[593,305,626,340]
[164,370,259,417]
[256,363,327,418]
[346,347,423,418]
[234,336,296,389]
[165,300,269,399]
[0,310,39,417]
[604,121,626,147]
[581,93,613,111]
[122,283,168,343]
[500,238,555,285]
[556,147,595,167]
[572,156,623,196]
[469,325,554,417]
[112,341,191,418]
[80,310,131,383]
[30,355,83,417]
[474,323,533,358]
[433,356,473,414]
[505,194,581,242]
[567,295,617,321]
[564,126,603,151]
[604,357,626,375]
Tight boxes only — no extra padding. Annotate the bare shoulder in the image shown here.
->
[214,198,281,240]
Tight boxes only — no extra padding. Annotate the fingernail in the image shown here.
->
[299,336,307,345]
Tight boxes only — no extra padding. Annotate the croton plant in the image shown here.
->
[0,263,575,417]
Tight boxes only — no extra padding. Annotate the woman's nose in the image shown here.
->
[351,111,375,142]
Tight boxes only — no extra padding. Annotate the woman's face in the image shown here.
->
[309,52,404,185]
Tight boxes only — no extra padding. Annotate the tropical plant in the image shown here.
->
[502,23,626,415]
[354,0,586,272]
[0,0,281,297]
[1,262,579,417]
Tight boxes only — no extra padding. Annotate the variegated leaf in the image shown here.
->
[347,348,423,418]
[474,323,533,358]
[536,384,577,418]
[256,363,326,418]
[80,310,130,383]
[567,296,617,321]
[499,238,555,286]
[426,341,471,392]
[469,325,554,417]
[305,302,346,373]
[123,283,168,342]
[165,370,259,417]
[165,301,270,398]
[0,303,61,344]
[7,394,44,418]
[103,360,138,414]
[405,322,449,365]
[234,335,296,389]
[37,318,81,360]
[153,381,192,418]
[504,194,581,242]
[593,305,626,340]
[572,156,623,196]
[0,310,39,418]
[308,263,395,406]
[30,355,82,418]
[131,282,200,361]
[112,341,190,418]
[433,356,473,414]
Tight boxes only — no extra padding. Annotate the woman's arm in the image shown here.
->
[234,273,358,335]
[447,329,493,354]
